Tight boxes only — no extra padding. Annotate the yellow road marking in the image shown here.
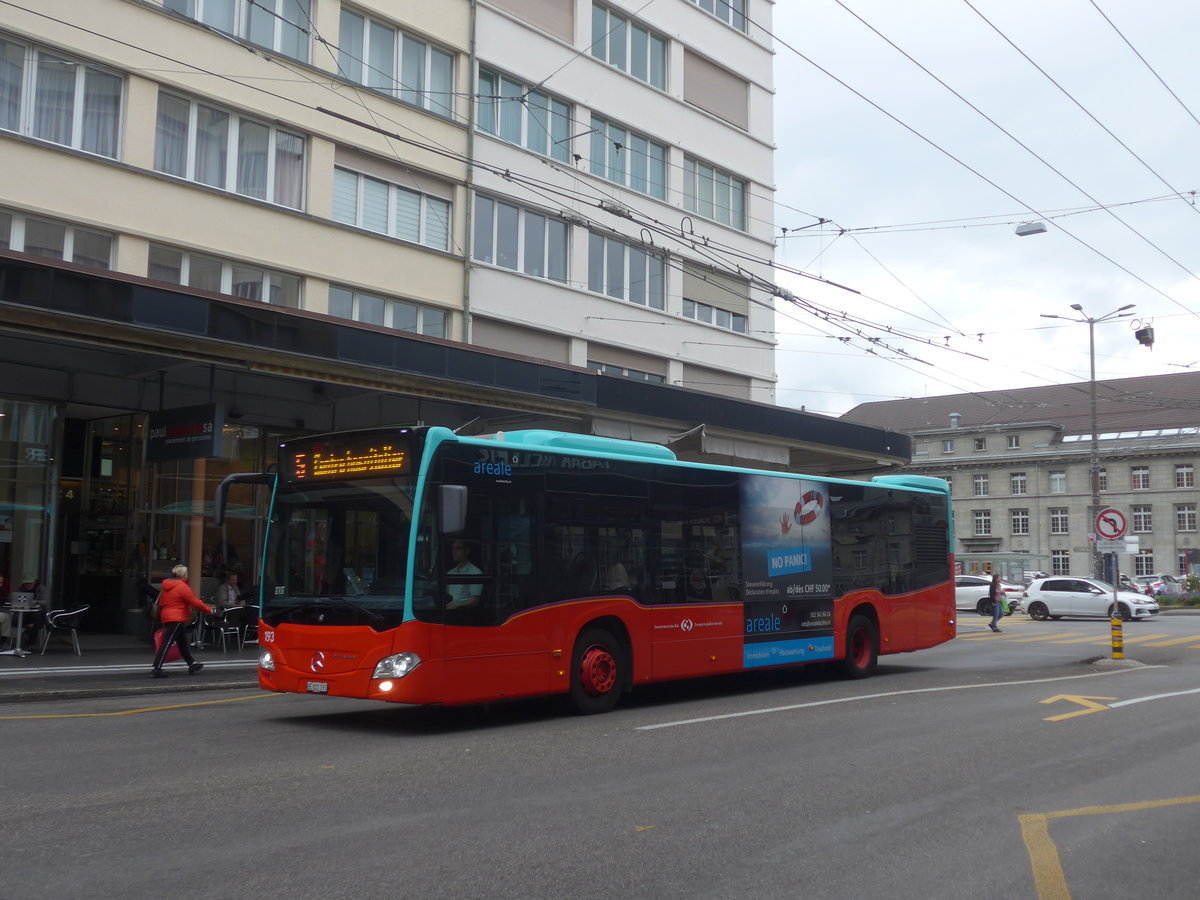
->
[1020,796,1200,900]
[1049,636,1118,644]
[0,692,274,720]
[1001,633,1087,643]
[1040,694,1116,721]
[1110,633,1170,644]
[1142,635,1200,647]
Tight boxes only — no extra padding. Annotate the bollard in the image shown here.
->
[1110,614,1124,660]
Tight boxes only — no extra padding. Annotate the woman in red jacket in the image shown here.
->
[151,564,213,678]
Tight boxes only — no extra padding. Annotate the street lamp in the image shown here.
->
[1040,303,1136,578]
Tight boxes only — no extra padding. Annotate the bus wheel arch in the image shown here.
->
[841,608,879,679]
[568,619,630,715]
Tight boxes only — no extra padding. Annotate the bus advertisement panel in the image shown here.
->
[217,426,955,714]
[741,476,834,668]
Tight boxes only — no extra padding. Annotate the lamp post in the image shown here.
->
[1040,303,1135,579]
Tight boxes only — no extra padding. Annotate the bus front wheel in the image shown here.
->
[841,615,878,679]
[569,627,625,714]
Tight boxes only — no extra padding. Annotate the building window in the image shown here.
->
[973,510,991,537]
[1011,509,1029,536]
[1008,434,1020,449]
[334,168,450,251]
[1176,464,1195,488]
[477,68,571,162]
[590,3,667,89]
[683,155,747,230]
[165,0,310,62]
[682,298,748,333]
[1010,472,1027,495]
[942,440,954,454]
[1131,465,1150,490]
[337,8,454,117]
[148,243,300,306]
[972,474,989,497]
[154,91,305,209]
[328,285,445,338]
[1134,551,1154,577]
[1177,504,1197,533]
[474,196,568,282]
[1179,552,1189,576]
[589,115,667,199]
[0,36,122,158]
[587,232,665,308]
[974,437,987,452]
[0,207,112,269]
[1050,508,1069,535]
[685,0,747,32]
[1051,549,1070,575]
[1132,505,1153,534]
[1049,470,1066,494]
[587,361,665,383]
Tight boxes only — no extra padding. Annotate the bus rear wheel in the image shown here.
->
[569,627,625,714]
[841,615,878,679]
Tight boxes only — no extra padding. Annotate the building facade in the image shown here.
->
[2,1,908,633]
[842,373,1200,581]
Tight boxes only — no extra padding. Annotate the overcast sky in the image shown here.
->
[767,0,1200,417]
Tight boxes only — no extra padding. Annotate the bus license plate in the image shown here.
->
[306,681,328,694]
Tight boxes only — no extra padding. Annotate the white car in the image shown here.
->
[954,574,1023,616]
[1023,577,1160,621]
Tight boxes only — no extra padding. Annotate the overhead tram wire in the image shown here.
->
[13,0,1003,370]
[780,191,1200,238]
[962,0,1200,226]
[749,7,1200,324]
[1088,0,1200,132]
[831,0,1200,302]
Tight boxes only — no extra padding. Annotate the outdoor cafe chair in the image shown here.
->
[39,606,90,656]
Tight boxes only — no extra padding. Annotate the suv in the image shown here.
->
[1023,577,1159,621]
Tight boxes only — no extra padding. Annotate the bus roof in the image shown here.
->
[482,429,678,461]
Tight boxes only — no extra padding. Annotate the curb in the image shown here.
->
[0,678,260,704]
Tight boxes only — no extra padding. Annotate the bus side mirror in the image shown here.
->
[440,485,468,534]
[214,472,275,525]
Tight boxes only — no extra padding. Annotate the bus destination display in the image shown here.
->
[288,438,412,481]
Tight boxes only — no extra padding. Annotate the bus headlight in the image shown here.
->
[259,650,275,671]
[373,652,422,679]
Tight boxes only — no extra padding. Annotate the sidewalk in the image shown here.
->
[0,632,260,703]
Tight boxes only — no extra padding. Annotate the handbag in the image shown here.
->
[145,597,160,620]
[153,625,182,664]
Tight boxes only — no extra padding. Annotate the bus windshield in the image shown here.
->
[263,478,419,629]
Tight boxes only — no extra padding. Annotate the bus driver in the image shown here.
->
[446,541,483,609]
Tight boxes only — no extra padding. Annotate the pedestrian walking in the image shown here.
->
[150,564,212,678]
[988,573,1004,633]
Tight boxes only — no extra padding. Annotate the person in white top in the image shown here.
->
[445,541,483,609]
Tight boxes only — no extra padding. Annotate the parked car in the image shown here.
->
[1023,577,1160,621]
[955,574,1024,616]
[1132,574,1183,597]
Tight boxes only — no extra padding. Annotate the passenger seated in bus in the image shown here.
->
[604,560,632,594]
[445,540,483,609]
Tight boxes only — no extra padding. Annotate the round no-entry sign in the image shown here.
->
[1095,508,1127,539]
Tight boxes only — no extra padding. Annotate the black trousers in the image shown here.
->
[152,621,196,670]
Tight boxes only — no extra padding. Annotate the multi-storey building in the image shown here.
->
[842,372,1200,579]
[0,1,909,631]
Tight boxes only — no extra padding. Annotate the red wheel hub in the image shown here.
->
[578,644,617,696]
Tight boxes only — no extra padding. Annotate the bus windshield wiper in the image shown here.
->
[331,596,384,624]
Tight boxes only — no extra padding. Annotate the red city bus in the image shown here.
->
[216,426,955,713]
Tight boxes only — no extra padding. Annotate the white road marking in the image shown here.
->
[635,666,1165,730]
